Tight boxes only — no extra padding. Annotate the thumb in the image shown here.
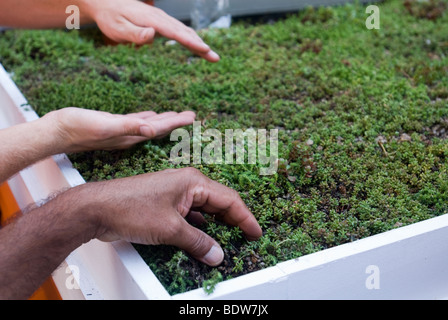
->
[171,219,224,267]
[106,116,146,137]
[128,25,156,45]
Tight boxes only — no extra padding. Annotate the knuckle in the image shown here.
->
[230,188,241,201]
[163,217,183,240]
[186,26,196,34]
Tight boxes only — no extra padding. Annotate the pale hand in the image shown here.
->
[83,0,220,62]
[43,107,196,153]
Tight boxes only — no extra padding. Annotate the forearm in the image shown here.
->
[0,183,100,299]
[0,115,62,183]
[0,0,94,28]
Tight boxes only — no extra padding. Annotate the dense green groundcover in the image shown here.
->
[1,0,448,294]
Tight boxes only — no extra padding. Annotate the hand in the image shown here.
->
[44,107,196,153]
[83,0,220,62]
[92,167,263,266]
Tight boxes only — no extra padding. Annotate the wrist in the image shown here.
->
[78,0,114,25]
[39,111,72,155]
[76,0,98,23]
[58,183,107,242]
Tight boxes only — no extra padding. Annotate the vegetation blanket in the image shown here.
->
[0,0,447,294]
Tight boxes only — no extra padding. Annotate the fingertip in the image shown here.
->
[246,225,263,241]
[201,244,224,267]
[179,110,197,119]
[204,50,220,62]
[240,215,263,241]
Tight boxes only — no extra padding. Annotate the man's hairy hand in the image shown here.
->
[92,167,263,266]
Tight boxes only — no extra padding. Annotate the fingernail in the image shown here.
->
[203,245,224,266]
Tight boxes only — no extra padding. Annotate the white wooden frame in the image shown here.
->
[1,59,448,300]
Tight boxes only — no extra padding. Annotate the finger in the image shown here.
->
[126,111,188,122]
[107,115,146,137]
[112,111,194,139]
[199,50,221,63]
[170,218,224,266]
[140,8,220,62]
[117,17,156,45]
[190,175,263,241]
[129,111,195,122]
[166,32,220,62]
[140,112,196,138]
[149,11,208,52]
[133,26,156,45]
[151,111,195,121]
[109,136,148,150]
[125,111,157,119]
[149,111,178,120]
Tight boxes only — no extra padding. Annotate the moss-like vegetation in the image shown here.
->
[1,0,447,294]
